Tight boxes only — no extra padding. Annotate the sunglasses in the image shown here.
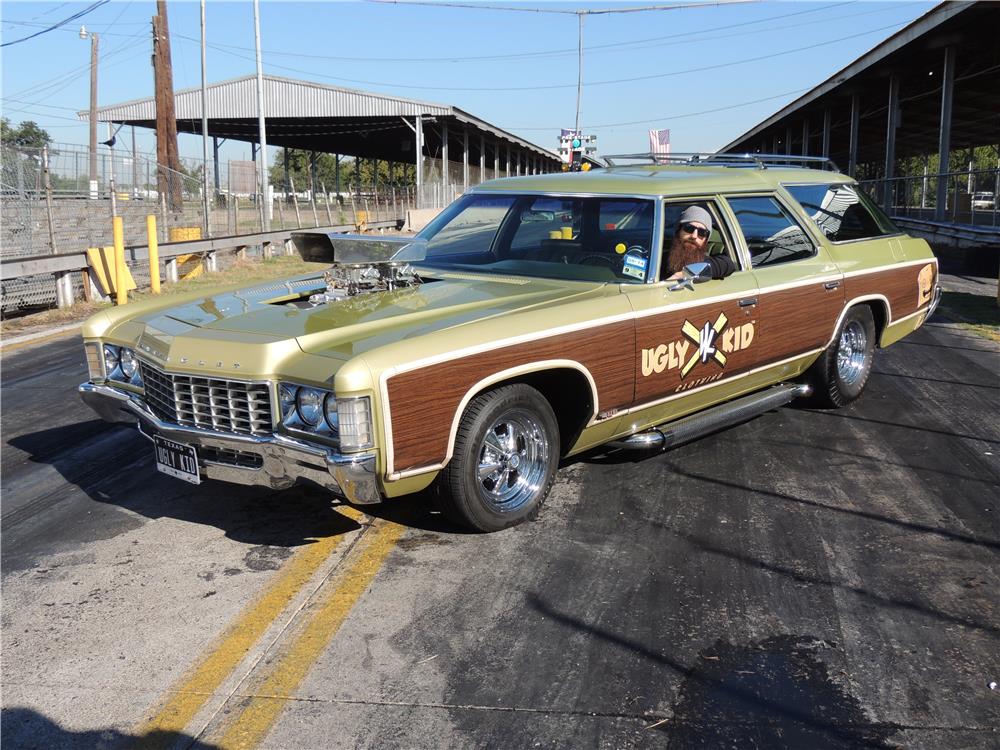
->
[679,222,710,239]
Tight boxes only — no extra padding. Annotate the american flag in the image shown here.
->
[560,128,578,139]
[649,128,670,156]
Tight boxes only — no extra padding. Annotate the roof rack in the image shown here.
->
[602,152,841,172]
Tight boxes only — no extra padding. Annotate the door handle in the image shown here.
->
[824,281,841,290]
[738,297,758,307]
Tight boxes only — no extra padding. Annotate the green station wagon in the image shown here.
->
[80,154,941,531]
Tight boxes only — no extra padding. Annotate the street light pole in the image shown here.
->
[80,26,99,199]
[252,0,270,231]
[574,13,583,139]
[200,0,211,237]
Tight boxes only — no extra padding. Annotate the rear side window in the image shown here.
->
[785,183,898,242]
[726,195,816,268]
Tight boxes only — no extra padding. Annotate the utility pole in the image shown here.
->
[200,0,211,236]
[253,0,270,231]
[152,0,182,212]
[79,27,99,198]
[574,13,583,139]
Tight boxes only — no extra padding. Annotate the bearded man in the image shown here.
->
[665,206,737,281]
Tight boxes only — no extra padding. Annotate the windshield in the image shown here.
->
[414,193,656,283]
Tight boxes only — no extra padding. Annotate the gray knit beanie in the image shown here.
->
[678,206,713,234]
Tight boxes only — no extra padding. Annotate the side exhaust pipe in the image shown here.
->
[607,383,812,452]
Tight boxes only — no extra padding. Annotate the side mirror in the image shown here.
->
[667,261,712,292]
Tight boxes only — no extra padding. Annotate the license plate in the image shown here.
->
[153,435,201,485]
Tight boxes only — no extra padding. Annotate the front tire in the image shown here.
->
[808,305,876,407]
[432,384,560,532]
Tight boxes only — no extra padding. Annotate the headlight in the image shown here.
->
[324,394,339,430]
[103,344,120,373]
[296,387,325,426]
[279,383,297,419]
[337,396,374,451]
[120,348,138,378]
[279,382,369,449]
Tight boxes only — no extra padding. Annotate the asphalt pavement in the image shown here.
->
[1,312,998,749]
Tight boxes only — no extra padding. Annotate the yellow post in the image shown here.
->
[147,215,160,293]
[112,216,127,305]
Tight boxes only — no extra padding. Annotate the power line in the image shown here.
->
[2,37,147,105]
[366,0,756,15]
[2,18,147,36]
[1,0,111,47]
[193,18,908,94]
[171,1,863,66]
[505,85,812,131]
[591,86,814,129]
[1,98,84,112]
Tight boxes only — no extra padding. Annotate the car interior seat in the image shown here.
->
[706,229,726,256]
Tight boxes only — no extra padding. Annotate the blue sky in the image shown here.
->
[2,0,937,164]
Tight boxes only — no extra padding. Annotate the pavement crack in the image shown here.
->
[191,516,375,742]
[207,692,1000,732]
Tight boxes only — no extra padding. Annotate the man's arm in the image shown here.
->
[706,254,737,279]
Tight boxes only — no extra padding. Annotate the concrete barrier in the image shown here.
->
[406,208,443,233]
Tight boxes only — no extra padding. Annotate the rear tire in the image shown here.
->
[432,384,560,532]
[807,305,876,408]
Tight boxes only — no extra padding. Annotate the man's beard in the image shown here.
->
[667,238,706,274]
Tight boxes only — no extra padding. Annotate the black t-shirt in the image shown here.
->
[706,254,737,279]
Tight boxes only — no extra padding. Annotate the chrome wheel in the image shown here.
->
[836,319,868,386]
[475,408,550,513]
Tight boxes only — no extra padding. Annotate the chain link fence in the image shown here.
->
[0,142,422,315]
[1,141,543,314]
[858,167,1000,228]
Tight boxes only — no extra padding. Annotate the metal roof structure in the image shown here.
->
[82,74,560,169]
[719,1,998,172]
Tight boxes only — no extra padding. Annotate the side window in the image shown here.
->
[727,195,816,269]
[660,200,737,280]
[785,183,898,242]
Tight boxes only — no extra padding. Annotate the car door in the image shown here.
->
[621,197,764,433]
[722,193,844,369]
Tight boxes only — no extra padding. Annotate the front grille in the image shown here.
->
[139,361,273,436]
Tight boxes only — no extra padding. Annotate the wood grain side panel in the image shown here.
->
[633,298,762,405]
[844,264,932,322]
[387,321,634,471]
[760,282,843,360]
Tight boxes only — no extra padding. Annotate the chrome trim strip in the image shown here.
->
[840,257,937,278]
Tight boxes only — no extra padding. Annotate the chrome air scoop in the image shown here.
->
[291,233,426,303]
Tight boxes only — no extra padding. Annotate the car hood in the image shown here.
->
[131,272,606,362]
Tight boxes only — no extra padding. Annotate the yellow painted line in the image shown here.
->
[133,513,364,750]
[1,328,81,353]
[216,516,405,750]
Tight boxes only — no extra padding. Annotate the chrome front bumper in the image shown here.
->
[79,382,381,504]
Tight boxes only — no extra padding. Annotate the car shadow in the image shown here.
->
[0,706,220,750]
[357,488,477,535]
[7,421,370,548]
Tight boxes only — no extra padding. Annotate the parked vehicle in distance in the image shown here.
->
[972,191,995,210]
[79,153,940,531]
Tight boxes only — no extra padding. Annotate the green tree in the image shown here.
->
[269,150,414,193]
[0,118,52,148]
